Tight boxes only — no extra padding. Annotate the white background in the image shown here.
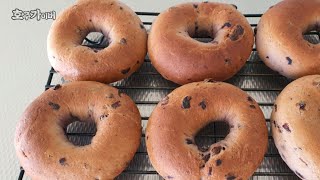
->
[0,0,280,179]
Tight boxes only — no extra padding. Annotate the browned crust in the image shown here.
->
[256,0,320,79]
[14,81,141,180]
[47,0,147,83]
[271,75,320,179]
[148,2,254,85]
[146,81,268,179]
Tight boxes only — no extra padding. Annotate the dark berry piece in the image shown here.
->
[224,59,231,65]
[59,158,67,165]
[208,167,213,175]
[193,4,198,8]
[282,123,291,132]
[202,153,210,163]
[274,104,277,112]
[48,102,60,110]
[273,120,277,128]
[247,96,253,102]
[249,105,256,109]
[199,100,207,110]
[216,159,222,166]
[182,96,192,109]
[53,84,61,90]
[221,22,232,29]
[229,25,244,41]
[286,57,292,65]
[212,146,222,155]
[297,101,306,110]
[111,101,121,109]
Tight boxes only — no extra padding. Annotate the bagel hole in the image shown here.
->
[188,29,215,43]
[194,36,214,43]
[82,32,109,51]
[194,121,230,150]
[303,24,320,44]
[65,121,97,146]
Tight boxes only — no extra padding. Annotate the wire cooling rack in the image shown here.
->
[18,11,320,180]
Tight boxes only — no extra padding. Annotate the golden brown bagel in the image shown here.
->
[146,80,268,180]
[148,2,254,85]
[14,81,141,180]
[271,75,320,180]
[256,0,320,79]
[47,0,147,83]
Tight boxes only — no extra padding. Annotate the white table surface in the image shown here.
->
[0,0,280,179]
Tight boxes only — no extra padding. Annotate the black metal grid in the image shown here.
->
[18,11,320,180]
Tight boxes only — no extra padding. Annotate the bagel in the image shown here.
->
[14,81,141,180]
[47,0,147,83]
[271,75,320,179]
[256,0,320,79]
[148,2,254,85]
[146,80,268,179]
